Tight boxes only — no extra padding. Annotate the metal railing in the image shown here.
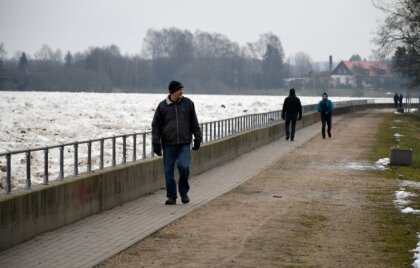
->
[0,99,376,194]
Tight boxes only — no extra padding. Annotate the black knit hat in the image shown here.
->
[168,80,183,94]
[322,92,328,97]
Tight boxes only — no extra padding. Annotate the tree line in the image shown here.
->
[0,30,299,93]
[1,19,413,93]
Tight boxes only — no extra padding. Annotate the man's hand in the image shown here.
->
[153,143,162,156]
[192,139,201,150]
[298,116,302,121]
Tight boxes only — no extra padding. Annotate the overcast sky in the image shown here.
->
[0,0,384,62]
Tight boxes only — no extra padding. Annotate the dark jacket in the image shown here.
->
[394,94,399,103]
[281,94,302,119]
[152,96,202,146]
[317,99,334,119]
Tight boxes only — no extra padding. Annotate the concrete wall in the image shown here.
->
[0,103,396,251]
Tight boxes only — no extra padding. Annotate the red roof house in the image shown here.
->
[330,60,390,88]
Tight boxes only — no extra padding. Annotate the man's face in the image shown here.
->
[171,87,183,102]
[322,95,327,100]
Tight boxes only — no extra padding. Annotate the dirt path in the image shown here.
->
[98,110,397,267]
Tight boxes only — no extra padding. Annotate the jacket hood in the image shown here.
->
[289,88,296,96]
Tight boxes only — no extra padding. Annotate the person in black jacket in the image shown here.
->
[398,93,403,109]
[393,93,399,109]
[152,81,202,205]
[281,88,302,141]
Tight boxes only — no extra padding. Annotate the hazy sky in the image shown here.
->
[0,0,384,62]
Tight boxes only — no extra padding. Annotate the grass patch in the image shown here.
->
[369,110,420,266]
[368,187,420,267]
[371,110,420,181]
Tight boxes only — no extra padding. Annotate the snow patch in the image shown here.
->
[374,158,389,170]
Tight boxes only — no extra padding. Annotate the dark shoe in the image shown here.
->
[290,137,294,141]
[285,136,289,140]
[165,198,176,205]
[322,136,326,139]
[328,131,331,138]
[181,195,190,204]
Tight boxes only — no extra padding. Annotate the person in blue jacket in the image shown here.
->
[317,92,334,139]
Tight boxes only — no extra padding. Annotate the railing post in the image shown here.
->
[142,133,146,159]
[74,143,78,176]
[200,124,204,142]
[59,145,64,180]
[5,152,11,194]
[122,135,127,164]
[87,141,92,173]
[151,135,154,157]
[249,115,252,130]
[26,149,31,188]
[112,136,116,166]
[244,115,247,131]
[218,121,221,139]
[100,138,104,170]
[44,147,49,185]
[209,123,213,142]
[223,120,224,138]
[236,117,239,134]
[205,123,208,143]
[133,134,137,161]
[221,120,224,138]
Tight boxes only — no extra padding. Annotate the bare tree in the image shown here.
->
[141,28,193,61]
[35,44,54,61]
[250,32,285,60]
[373,0,420,58]
[373,0,420,88]
[291,52,313,77]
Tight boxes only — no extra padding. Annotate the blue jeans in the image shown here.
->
[162,144,191,199]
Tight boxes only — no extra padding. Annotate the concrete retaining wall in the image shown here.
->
[0,103,396,251]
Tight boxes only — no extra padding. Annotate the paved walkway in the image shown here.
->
[0,116,342,268]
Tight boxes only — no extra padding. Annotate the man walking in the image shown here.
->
[317,92,334,139]
[152,80,202,205]
[281,88,302,141]
[393,93,399,110]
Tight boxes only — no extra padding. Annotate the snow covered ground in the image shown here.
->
[0,91,376,190]
[393,180,420,267]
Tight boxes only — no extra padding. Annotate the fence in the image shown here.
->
[1,109,288,193]
[0,98,404,194]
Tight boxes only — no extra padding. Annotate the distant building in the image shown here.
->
[330,60,390,88]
